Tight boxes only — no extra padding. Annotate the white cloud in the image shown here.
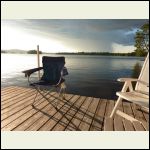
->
[112,43,135,53]
[1,24,74,53]
[2,19,146,53]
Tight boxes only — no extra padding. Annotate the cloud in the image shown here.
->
[1,19,148,52]
[112,43,135,53]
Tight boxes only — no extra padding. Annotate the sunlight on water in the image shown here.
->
[2,54,40,76]
[1,54,143,99]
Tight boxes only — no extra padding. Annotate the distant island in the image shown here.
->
[1,49,42,54]
[1,49,27,54]
[27,50,42,54]
[1,49,146,57]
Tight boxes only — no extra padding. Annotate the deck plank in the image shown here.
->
[105,100,115,117]
[122,100,135,118]
[1,86,19,93]
[1,99,49,131]
[77,97,95,131]
[1,88,34,102]
[123,119,135,131]
[90,99,107,131]
[65,97,93,131]
[1,89,33,105]
[1,86,149,131]
[1,90,37,110]
[49,95,82,131]
[2,92,48,116]
[36,95,79,131]
[143,113,149,123]
[141,121,149,131]
[1,86,24,96]
[1,93,38,120]
[132,121,145,131]
[13,93,59,131]
[141,108,149,123]
[114,100,124,131]
[89,99,102,131]
[130,103,148,128]
[1,86,14,91]
[131,103,146,121]
[63,96,87,131]
[52,96,86,131]
[103,100,115,131]
[77,97,99,131]
[1,96,46,130]
[88,98,100,131]
[104,117,113,131]
[114,117,124,131]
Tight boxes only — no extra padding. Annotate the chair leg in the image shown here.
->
[32,90,39,107]
[58,82,66,99]
[62,87,66,99]
[32,86,49,107]
[57,86,63,98]
[110,97,122,118]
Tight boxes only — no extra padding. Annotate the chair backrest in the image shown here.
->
[135,53,149,94]
[41,56,65,84]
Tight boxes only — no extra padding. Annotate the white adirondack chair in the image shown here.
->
[110,53,149,122]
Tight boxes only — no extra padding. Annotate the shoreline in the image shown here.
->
[1,52,145,58]
[1,51,147,57]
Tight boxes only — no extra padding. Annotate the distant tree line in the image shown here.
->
[27,50,42,54]
[57,52,136,56]
[1,50,43,54]
[1,50,6,53]
[1,50,136,56]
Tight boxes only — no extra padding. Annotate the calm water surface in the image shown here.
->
[1,54,143,99]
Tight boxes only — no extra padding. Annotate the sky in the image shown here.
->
[1,19,148,53]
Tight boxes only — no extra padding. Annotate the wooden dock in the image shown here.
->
[1,86,149,131]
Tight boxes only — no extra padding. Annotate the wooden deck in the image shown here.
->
[1,86,149,131]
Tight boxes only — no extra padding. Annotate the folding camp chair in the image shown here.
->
[22,56,68,108]
[110,53,149,122]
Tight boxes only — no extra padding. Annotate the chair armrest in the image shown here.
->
[55,67,68,86]
[62,67,68,76]
[117,78,138,82]
[22,67,43,77]
[118,78,149,87]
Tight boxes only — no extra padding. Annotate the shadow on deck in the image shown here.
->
[1,86,149,131]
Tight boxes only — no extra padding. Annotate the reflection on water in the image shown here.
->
[131,62,142,89]
[1,54,144,99]
[132,62,142,78]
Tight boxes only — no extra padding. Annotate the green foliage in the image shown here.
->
[134,23,149,56]
[27,50,42,54]
[134,49,146,57]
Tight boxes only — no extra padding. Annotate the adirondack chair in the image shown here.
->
[110,53,149,122]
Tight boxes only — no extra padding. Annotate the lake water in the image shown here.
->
[1,54,143,99]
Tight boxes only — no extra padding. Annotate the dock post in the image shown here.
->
[37,45,40,80]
